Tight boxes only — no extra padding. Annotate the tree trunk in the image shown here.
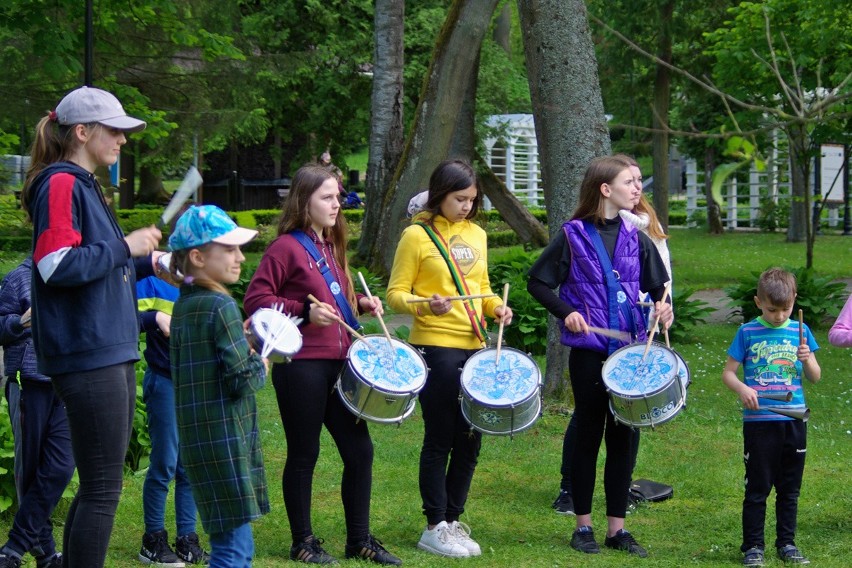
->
[704,146,724,234]
[137,164,168,205]
[365,0,501,274]
[518,0,611,393]
[786,125,809,246]
[651,0,674,230]
[356,0,405,267]
[493,2,512,54]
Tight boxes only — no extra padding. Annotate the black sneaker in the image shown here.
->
[604,529,648,557]
[345,534,402,566]
[743,547,765,566]
[0,550,22,568]
[175,533,210,565]
[290,536,338,564]
[35,553,62,568]
[570,527,600,554]
[777,544,810,564]
[139,530,185,566]
[552,489,575,515]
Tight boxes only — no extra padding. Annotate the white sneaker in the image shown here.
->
[449,521,482,556]
[417,521,469,557]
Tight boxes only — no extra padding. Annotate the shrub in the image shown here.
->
[487,249,549,355]
[0,395,16,512]
[725,267,847,327]
[669,286,714,343]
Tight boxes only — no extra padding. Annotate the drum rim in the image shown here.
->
[460,346,541,404]
[251,308,303,353]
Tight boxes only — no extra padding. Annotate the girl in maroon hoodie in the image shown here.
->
[243,165,400,566]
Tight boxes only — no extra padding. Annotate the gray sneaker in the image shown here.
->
[743,547,765,566]
[777,544,810,564]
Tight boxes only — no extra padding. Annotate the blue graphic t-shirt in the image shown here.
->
[727,317,818,422]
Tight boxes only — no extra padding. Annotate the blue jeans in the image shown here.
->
[3,379,74,559]
[209,523,253,568]
[142,369,198,536]
[52,363,135,568]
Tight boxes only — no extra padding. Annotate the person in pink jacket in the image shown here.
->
[828,295,852,347]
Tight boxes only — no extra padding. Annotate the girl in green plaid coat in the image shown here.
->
[167,206,267,568]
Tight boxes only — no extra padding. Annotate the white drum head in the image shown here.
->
[602,343,678,396]
[347,336,427,393]
[252,308,302,355]
[461,347,540,405]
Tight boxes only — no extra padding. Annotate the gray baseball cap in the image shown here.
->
[55,86,146,133]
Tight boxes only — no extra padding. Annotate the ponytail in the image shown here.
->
[21,115,78,215]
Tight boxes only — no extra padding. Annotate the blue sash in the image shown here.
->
[291,230,361,330]
[582,221,638,354]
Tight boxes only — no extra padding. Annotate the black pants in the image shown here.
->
[52,363,135,568]
[741,420,807,552]
[415,346,482,526]
[568,348,632,518]
[272,359,374,545]
[560,412,640,494]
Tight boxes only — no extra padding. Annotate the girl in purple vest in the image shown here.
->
[527,156,672,558]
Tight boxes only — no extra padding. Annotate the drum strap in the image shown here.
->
[415,222,488,342]
[581,221,638,354]
[291,229,361,331]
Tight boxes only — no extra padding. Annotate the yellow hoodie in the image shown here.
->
[387,213,502,349]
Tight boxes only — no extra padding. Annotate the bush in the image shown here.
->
[669,286,714,343]
[114,209,162,233]
[725,267,847,327]
[487,249,549,355]
[0,395,16,513]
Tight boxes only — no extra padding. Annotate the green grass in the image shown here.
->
[2,228,851,566]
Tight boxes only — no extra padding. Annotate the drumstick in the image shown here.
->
[406,293,498,303]
[494,283,510,366]
[798,309,804,345]
[307,294,369,343]
[358,271,394,349]
[643,282,672,359]
[587,326,631,341]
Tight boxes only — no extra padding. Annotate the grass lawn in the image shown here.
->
[1,228,850,566]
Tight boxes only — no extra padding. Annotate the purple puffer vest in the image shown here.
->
[558,219,646,353]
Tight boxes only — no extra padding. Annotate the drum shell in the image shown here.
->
[602,342,686,428]
[246,309,302,364]
[336,336,427,424]
[459,347,542,436]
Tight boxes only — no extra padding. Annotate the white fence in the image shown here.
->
[483,114,544,208]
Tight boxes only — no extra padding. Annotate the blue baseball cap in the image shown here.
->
[168,205,257,251]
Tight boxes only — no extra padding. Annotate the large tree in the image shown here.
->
[517,0,611,391]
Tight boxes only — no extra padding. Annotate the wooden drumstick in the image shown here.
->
[358,271,394,349]
[495,283,510,366]
[643,282,671,359]
[307,294,369,343]
[798,309,804,345]
[587,326,631,341]
[406,293,498,303]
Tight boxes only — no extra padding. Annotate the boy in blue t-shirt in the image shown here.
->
[722,268,821,567]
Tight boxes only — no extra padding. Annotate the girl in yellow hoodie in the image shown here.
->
[387,160,512,558]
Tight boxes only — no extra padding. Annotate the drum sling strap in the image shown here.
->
[291,229,361,331]
[581,220,638,355]
[415,222,489,343]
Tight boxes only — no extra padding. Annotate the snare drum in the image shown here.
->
[247,308,303,363]
[602,343,685,428]
[459,347,542,436]
[337,336,427,424]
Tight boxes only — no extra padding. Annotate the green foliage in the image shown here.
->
[755,194,790,232]
[668,286,714,343]
[125,368,151,474]
[0,395,16,513]
[487,249,549,355]
[724,267,847,326]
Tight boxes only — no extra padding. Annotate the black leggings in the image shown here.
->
[559,412,640,494]
[272,359,374,545]
[416,345,482,526]
[568,348,633,518]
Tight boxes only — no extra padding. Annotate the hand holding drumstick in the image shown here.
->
[796,309,822,384]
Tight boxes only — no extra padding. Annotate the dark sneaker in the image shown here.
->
[570,527,600,554]
[36,553,62,568]
[777,545,810,564]
[139,530,185,567]
[345,534,402,566]
[604,529,648,557]
[290,536,339,564]
[743,547,765,566]
[552,489,575,515]
[0,550,22,568]
[175,533,210,565]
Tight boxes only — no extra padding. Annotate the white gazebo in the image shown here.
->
[483,114,543,208]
